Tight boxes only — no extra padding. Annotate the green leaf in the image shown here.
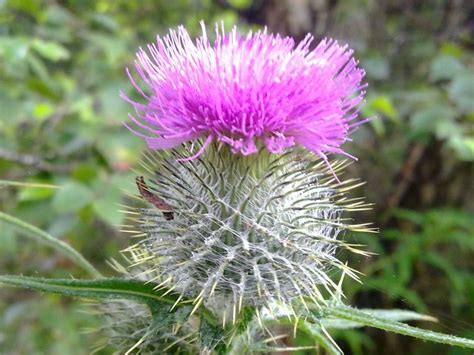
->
[448,136,474,161]
[449,73,474,113]
[362,95,399,136]
[434,116,463,140]
[27,53,49,80]
[233,307,255,336]
[200,315,226,353]
[362,56,389,80]
[92,174,128,225]
[226,309,257,355]
[0,276,179,307]
[18,187,54,201]
[321,309,436,329]
[52,182,94,213]
[392,208,424,225]
[31,39,70,62]
[0,90,23,122]
[92,199,124,225]
[0,275,218,332]
[72,164,98,182]
[227,0,253,8]
[370,95,398,121]
[0,37,29,63]
[440,42,464,57]
[410,105,457,139]
[32,102,54,120]
[18,185,56,202]
[95,131,142,167]
[321,305,474,349]
[430,55,464,82]
[0,179,59,202]
[97,81,130,123]
[422,252,465,294]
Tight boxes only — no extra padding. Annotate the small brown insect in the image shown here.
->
[135,176,174,220]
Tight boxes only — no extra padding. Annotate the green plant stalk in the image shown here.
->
[0,211,101,278]
[0,180,60,189]
[324,305,474,349]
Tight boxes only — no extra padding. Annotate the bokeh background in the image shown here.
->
[0,0,473,354]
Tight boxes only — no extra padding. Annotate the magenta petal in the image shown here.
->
[123,22,367,159]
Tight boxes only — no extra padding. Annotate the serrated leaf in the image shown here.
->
[0,276,180,307]
[0,275,218,330]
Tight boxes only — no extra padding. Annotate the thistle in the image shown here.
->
[117,21,371,324]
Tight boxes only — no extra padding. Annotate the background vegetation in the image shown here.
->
[0,0,472,354]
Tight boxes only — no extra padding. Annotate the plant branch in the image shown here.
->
[0,180,60,189]
[0,147,74,173]
[0,211,102,278]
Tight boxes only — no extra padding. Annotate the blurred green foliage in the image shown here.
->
[340,208,474,354]
[0,0,472,354]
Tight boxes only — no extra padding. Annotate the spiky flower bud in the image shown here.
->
[125,144,369,316]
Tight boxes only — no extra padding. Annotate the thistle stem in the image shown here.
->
[323,305,474,349]
[0,211,102,278]
[0,180,60,189]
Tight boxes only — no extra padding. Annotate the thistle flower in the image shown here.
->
[123,22,366,163]
[122,22,371,323]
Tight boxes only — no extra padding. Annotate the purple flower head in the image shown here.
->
[123,22,367,162]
